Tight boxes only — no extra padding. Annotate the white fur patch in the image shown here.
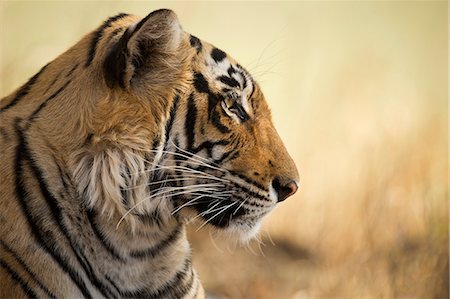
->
[221,219,262,245]
[72,147,162,229]
[211,144,225,161]
[268,182,278,203]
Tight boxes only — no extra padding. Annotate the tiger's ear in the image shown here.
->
[103,9,184,90]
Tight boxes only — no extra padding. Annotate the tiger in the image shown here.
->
[0,9,299,299]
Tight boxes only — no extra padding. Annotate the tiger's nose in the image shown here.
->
[271,178,299,202]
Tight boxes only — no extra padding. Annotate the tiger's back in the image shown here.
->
[0,9,298,298]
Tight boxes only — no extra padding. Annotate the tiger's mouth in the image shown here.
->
[150,147,276,237]
[190,197,246,228]
[168,177,274,232]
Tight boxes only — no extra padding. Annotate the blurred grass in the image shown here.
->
[1,1,448,298]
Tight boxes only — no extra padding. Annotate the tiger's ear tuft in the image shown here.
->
[103,9,184,90]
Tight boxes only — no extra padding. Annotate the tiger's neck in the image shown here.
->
[78,205,203,298]
[9,120,204,298]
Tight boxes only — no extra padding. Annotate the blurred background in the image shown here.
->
[1,1,448,298]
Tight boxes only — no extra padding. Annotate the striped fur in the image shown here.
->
[0,9,298,298]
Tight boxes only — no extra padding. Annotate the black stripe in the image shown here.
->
[129,226,182,259]
[27,80,71,124]
[227,65,236,76]
[158,259,193,299]
[164,95,180,146]
[217,75,240,88]
[14,122,93,299]
[0,258,38,298]
[232,192,267,207]
[211,47,226,63]
[171,266,195,299]
[193,72,210,94]
[86,210,125,262]
[193,72,220,120]
[83,133,94,147]
[185,94,197,151]
[224,150,240,163]
[210,109,230,133]
[66,63,79,78]
[238,198,266,208]
[120,186,129,209]
[43,74,60,95]
[41,63,77,96]
[85,13,129,67]
[0,63,49,114]
[120,161,135,208]
[207,93,220,120]
[103,27,133,89]
[0,240,57,299]
[55,161,70,193]
[229,180,269,202]
[104,275,123,297]
[151,134,161,152]
[189,35,202,54]
[118,257,192,298]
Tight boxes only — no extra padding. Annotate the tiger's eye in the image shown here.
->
[224,97,235,108]
[231,103,249,121]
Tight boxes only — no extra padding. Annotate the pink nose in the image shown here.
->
[272,179,299,202]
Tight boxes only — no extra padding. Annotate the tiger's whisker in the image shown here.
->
[171,191,234,215]
[169,139,220,166]
[195,201,238,232]
[233,198,247,215]
[145,164,229,182]
[116,184,225,228]
[170,195,210,215]
[143,147,223,172]
[122,175,228,191]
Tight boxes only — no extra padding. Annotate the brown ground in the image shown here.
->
[188,122,448,299]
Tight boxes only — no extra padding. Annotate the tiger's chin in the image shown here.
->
[219,219,262,245]
[178,208,263,245]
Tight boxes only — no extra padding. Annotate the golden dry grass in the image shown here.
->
[189,117,448,299]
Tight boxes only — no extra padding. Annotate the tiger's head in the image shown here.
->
[72,9,299,242]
